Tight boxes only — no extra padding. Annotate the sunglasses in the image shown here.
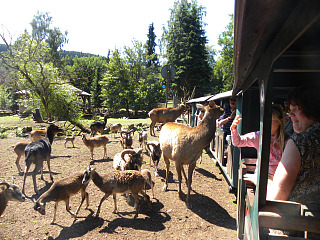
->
[230,99,236,102]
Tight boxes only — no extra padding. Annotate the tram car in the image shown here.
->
[229,0,320,239]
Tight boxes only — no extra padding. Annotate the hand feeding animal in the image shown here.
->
[159,102,223,208]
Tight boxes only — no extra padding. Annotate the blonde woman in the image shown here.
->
[231,105,286,183]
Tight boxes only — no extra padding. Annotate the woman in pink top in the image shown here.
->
[231,105,286,182]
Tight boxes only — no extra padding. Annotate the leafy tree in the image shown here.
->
[100,49,129,113]
[30,11,68,69]
[0,85,14,110]
[213,14,234,92]
[162,0,212,101]
[66,56,107,108]
[0,15,82,128]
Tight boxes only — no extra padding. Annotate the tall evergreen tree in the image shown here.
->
[146,23,158,67]
[163,0,212,100]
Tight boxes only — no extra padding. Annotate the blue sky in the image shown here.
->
[1,0,234,57]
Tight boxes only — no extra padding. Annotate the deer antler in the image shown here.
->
[32,108,58,124]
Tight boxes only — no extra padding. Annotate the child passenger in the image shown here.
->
[231,105,286,182]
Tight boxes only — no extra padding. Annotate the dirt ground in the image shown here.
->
[0,127,237,240]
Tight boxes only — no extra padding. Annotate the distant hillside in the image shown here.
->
[60,50,100,59]
[0,44,103,60]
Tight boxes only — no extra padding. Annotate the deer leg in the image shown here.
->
[75,189,88,215]
[90,149,94,160]
[140,189,152,211]
[162,155,170,192]
[51,202,58,224]
[186,161,196,209]
[32,164,42,195]
[154,159,159,177]
[72,141,74,148]
[175,162,183,200]
[65,198,76,218]
[181,165,188,185]
[150,122,154,136]
[131,192,140,219]
[112,193,117,213]
[22,162,31,194]
[96,193,111,217]
[46,157,53,182]
[40,161,44,180]
[15,155,23,174]
[103,146,107,159]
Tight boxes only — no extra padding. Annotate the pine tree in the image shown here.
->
[163,0,212,100]
[146,23,159,67]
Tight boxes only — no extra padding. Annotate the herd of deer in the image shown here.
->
[1,101,224,223]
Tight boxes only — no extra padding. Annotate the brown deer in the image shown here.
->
[81,133,109,160]
[159,102,224,208]
[0,179,26,216]
[148,104,187,136]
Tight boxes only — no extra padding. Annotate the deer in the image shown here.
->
[159,102,224,208]
[33,171,90,223]
[120,130,134,149]
[9,142,29,174]
[90,111,108,136]
[110,123,122,138]
[148,104,187,136]
[10,126,63,174]
[81,133,109,160]
[64,132,76,148]
[22,109,64,195]
[0,179,26,216]
[82,166,152,219]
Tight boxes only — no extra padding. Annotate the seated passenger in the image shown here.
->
[267,86,320,205]
[217,97,237,143]
[231,105,286,182]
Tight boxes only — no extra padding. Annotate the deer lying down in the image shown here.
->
[82,167,152,218]
[0,180,26,216]
[34,171,90,224]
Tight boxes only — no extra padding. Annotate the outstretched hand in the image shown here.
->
[231,115,242,129]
